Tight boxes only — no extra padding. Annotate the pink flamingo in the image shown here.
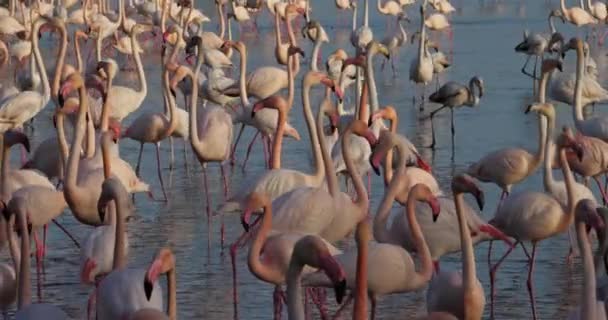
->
[487,122,584,319]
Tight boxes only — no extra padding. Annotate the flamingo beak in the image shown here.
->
[429,197,441,222]
[144,260,162,300]
[369,152,382,176]
[241,209,252,232]
[474,190,485,211]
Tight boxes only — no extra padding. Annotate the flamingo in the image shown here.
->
[567,199,607,320]
[426,174,487,319]
[377,0,403,20]
[239,191,342,319]
[286,235,346,320]
[123,48,178,201]
[4,196,68,319]
[351,0,373,52]
[561,0,597,26]
[303,184,440,319]
[95,178,175,320]
[0,17,50,131]
[410,4,433,108]
[487,124,584,319]
[89,0,124,61]
[429,0,455,14]
[466,59,561,200]
[370,130,511,270]
[380,13,408,76]
[220,71,340,213]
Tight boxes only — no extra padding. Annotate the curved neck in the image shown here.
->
[342,129,368,208]
[302,77,324,180]
[577,220,597,320]
[357,81,369,123]
[561,0,567,14]
[237,47,250,106]
[100,72,114,132]
[16,203,31,309]
[51,24,68,107]
[316,101,338,196]
[248,206,283,284]
[131,30,147,98]
[374,140,407,242]
[573,43,585,122]
[558,137,577,230]
[188,68,206,160]
[376,0,385,14]
[311,35,322,72]
[85,111,96,158]
[351,4,357,31]
[548,14,557,34]
[32,21,51,104]
[285,16,299,74]
[286,260,306,320]
[454,191,477,305]
[286,53,296,108]
[64,84,89,198]
[110,186,127,269]
[383,118,398,186]
[405,196,433,289]
[365,49,379,115]
[270,107,286,170]
[75,34,84,74]
[542,115,557,195]
[161,68,178,139]
[56,113,69,174]
[274,10,283,51]
[217,2,225,39]
[167,269,177,320]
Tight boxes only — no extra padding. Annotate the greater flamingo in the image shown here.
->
[410,4,433,108]
[426,174,487,319]
[561,0,597,26]
[487,125,584,319]
[426,76,483,148]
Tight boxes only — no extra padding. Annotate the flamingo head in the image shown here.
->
[320,77,344,103]
[251,95,288,118]
[350,120,377,148]
[144,248,175,301]
[368,130,394,176]
[3,130,30,153]
[370,106,397,126]
[410,184,441,222]
[59,73,85,105]
[452,174,484,210]
[241,192,269,232]
[558,127,584,162]
[575,199,605,235]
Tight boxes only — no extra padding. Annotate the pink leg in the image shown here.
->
[231,124,246,166]
[489,240,518,319]
[155,143,168,201]
[309,288,328,320]
[42,224,48,259]
[594,176,608,205]
[433,260,440,273]
[202,167,211,231]
[242,131,260,172]
[273,286,283,320]
[230,241,240,319]
[261,135,270,169]
[370,294,377,320]
[87,289,96,320]
[220,165,228,248]
[526,243,539,320]
[367,172,371,199]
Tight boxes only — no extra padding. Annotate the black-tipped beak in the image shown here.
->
[476,192,485,211]
[524,104,533,114]
[334,279,346,304]
[241,216,250,232]
[369,158,381,176]
[432,213,439,223]
[98,205,106,223]
[58,92,65,107]
[170,88,177,98]
[144,279,154,300]
[575,143,584,161]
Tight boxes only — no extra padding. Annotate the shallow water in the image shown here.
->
[1,0,606,318]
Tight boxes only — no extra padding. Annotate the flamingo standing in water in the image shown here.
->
[426,174,487,319]
[303,184,440,319]
[487,121,584,320]
[410,4,433,109]
[560,0,597,26]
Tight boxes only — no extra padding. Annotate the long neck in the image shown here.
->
[285,17,299,74]
[351,3,357,31]
[16,205,31,309]
[64,84,89,196]
[374,141,407,242]
[270,107,286,170]
[111,186,127,269]
[542,115,557,195]
[56,113,69,175]
[274,10,282,50]
[560,0,567,15]
[353,231,368,320]
[131,30,147,97]
[342,130,368,208]
[357,81,369,122]
[548,14,557,34]
[166,269,177,320]
[383,119,398,186]
[52,25,68,106]
[6,216,20,278]
[238,47,250,106]
[217,2,225,39]
[311,36,322,72]
[188,68,206,159]
[161,68,178,139]
[75,35,84,73]
[316,102,338,196]
[248,207,283,284]
[406,197,433,289]
[363,0,369,26]
[1,145,10,201]
[100,74,114,132]
[286,261,306,320]
[418,15,426,60]
[32,21,51,104]
[454,192,477,308]
[286,53,296,108]
[577,221,597,320]
[573,43,585,122]
[558,139,577,229]
[365,49,379,114]
[302,78,324,180]
[376,0,385,14]
[85,111,96,158]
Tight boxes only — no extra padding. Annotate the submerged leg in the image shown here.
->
[155,143,168,201]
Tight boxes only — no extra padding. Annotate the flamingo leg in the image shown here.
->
[86,289,96,320]
[273,286,283,320]
[183,138,189,172]
[241,131,260,172]
[594,176,608,205]
[370,294,377,320]
[220,164,228,248]
[169,136,175,171]
[427,105,448,149]
[202,167,211,231]
[51,219,80,248]
[155,143,168,201]
[489,240,518,319]
[42,224,48,259]
[135,143,144,176]
[261,134,270,169]
[526,243,539,320]
[309,288,328,320]
[332,294,353,319]
[231,124,245,166]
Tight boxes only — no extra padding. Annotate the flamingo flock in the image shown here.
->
[2,0,608,319]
